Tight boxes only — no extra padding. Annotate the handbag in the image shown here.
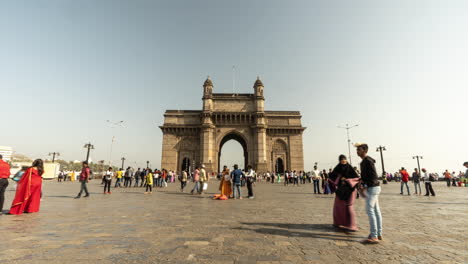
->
[202,182,208,191]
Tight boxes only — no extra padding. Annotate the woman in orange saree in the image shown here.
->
[213,166,232,200]
[9,159,44,215]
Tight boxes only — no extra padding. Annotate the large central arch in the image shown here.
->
[218,132,248,172]
[160,77,306,174]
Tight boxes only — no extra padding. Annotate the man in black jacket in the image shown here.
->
[355,143,382,244]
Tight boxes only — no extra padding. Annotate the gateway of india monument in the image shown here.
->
[159,77,306,174]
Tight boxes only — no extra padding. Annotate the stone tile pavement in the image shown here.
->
[0,180,467,264]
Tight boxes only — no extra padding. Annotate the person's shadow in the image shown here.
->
[234,222,359,242]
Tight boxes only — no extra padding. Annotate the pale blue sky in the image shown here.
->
[1,0,467,173]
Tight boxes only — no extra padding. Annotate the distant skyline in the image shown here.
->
[1,0,467,173]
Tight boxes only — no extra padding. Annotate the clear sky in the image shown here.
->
[1,0,467,173]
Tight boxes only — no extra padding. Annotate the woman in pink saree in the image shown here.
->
[329,155,360,231]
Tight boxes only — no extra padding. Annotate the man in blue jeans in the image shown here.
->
[230,164,245,199]
[355,143,382,244]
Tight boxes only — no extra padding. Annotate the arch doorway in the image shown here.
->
[275,158,285,174]
[218,133,248,172]
[181,157,191,173]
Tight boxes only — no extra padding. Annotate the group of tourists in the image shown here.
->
[1,151,468,246]
[213,164,256,200]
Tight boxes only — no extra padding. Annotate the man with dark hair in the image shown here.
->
[231,164,245,199]
[245,165,256,199]
[422,168,435,196]
[312,166,321,194]
[355,143,382,244]
[134,168,141,187]
[75,161,90,199]
[0,155,11,215]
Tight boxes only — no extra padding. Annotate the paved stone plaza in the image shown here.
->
[1,180,467,264]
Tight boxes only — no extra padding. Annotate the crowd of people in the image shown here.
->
[1,152,467,245]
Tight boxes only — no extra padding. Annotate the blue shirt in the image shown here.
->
[230,169,244,184]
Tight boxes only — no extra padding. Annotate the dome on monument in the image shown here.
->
[203,76,213,87]
[253,76,263,87]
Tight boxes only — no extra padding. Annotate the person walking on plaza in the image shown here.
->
[190,166,201,195]
[329,155,360,232]
[231,164,245,199]
[199,165,208,195]
[312,166,321,194]
[400,168,411,195]
[180,170,188,192]
[75,161,91,199]
[114,168,123,188]
[0,155,11,215]
[9,159,44,215]
[144,169,153,194]
[124,167,131,187]
[103,167,113,194]
[422,168,435,196]
[444,170,451,187]
[134,168,141,187]
[284,171,289,186]
[355,143,383,244]
[140,168,146,187]
[412,168,422,195]
[245,165,256,199]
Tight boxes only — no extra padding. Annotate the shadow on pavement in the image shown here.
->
[233,225,357,242]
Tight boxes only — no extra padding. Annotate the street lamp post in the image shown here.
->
[338,123,359,165]
[106,120,124,167]
[412,155,423,173]
[376,146,387,176]
[48,152,60,163]
[121,157,126,169]
[146,160,149,169]
[83,143,94,163]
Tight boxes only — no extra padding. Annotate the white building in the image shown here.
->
[0,146,13,162]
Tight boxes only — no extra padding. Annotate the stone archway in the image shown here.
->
[217,131,249,172]
[160,77,305,174]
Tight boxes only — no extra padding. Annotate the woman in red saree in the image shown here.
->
[329,155,360,232]
[9,159,44,215]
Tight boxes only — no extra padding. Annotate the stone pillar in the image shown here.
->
[255,126,268,172]
[200,124,215,173]
[160,132,177,171]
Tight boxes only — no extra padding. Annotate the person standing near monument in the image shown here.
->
[134,168,141,187]
[190,166,201,195]
[114,168,123,188]
[355,143,383,244]
[199,165,208,194]
[9,159,44,215]
[0,155,11,215]
[412,168,422,195]
[231,164,245,199]
[400,168,411,195]
[443,170,451,187]
[422,168,435,196]
[180,170,188,192]
[312,166,321,194]
[245,165,256,199]
[144,169,153,194]
[75,161,91,199]
[103,167,113,194]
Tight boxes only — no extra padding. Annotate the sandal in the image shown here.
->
[363,237,379,244]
